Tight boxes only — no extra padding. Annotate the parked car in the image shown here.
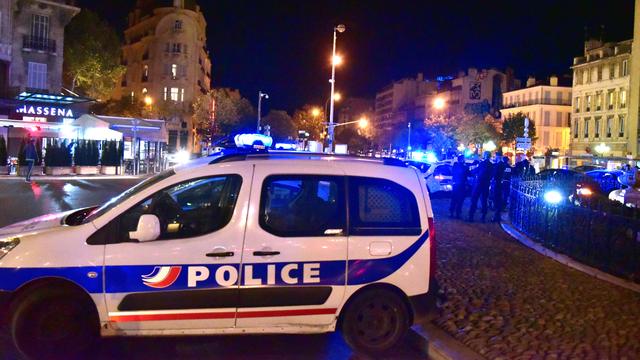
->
[425,161,453,193]
[0,139,438,358]
[536,169,604,205]
[572,164,604,173]
[585,169,624,195]
[405,160,431,174]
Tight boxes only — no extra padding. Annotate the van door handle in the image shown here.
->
[206,251,234,257]
[253,251,280,256]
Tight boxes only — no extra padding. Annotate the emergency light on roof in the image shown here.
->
[234,134,273,149]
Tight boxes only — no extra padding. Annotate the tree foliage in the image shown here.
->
[90,97,148,118]
[0,135,6,166]
[292,105,325,140]
[501,112,537,146]
[454,114,500,147]
[262,110,295,141]
[207,89,256,136]
[192,91,214,140]
[64,10,125,100]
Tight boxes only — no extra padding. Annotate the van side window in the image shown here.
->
[260,175,346,237]
[349,177,421,236]
[119,175,242,241]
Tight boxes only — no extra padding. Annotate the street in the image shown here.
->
[0,177,423,360]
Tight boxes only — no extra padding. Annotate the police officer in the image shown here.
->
[513,155,535,178]
[449,154,469,219]
[491,154,510,222]
[468,151,493,222]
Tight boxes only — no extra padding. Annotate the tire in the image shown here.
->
[9,288,99,359]
[341,289,410,354]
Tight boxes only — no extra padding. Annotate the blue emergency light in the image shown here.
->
[234,134,273,149]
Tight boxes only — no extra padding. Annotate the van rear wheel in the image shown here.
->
[341,289,410,354]
[10,288,99,359]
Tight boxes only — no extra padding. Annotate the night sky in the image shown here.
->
[78,0,635,112]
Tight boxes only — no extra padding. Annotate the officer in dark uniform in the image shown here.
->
[491,154,510,222]
[468,151,494,222]
[449,154,469,219]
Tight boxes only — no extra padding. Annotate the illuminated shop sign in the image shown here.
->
[16,105,74,117]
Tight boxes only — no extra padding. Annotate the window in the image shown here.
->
[556,112,563,127]
[179,130,189,148]
[573,118,579,139]
[585,95,592,112]
[260,175,345,237]
[574,97,581,113]
[142,64,149,82]
[584,118,589,138]
[174,20,183,31]
[543,131,550,146]
[586,68,592,83]
[27,62,47,89]
[620,89,627,108]
[609,63,615,79]
[543,111,550,126]
[556,91,562,104]
[544,91,551,103]
[608,91,615,110]
[119,175,242,241]
[619,115,625,137]
[595,93,602,111]
[168,130,177,151]
[31,14,49,41]
[597,65,603,81]
[349,177,421,236]
[171,64,178,79]
[163,87,168,101]
[622,59,629,76]
[170,87,179,101]
[606,116,613,138]
[180,88,185,102]
[142,87,148,95]
[594,117,601,138]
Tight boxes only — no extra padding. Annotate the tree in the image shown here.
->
[262,110,295,141]
[192,91,214,141]
[90,97,147,118]
[207,88,256,136]
[455,114,500,148]
[501,112,537,147]
[292,105,325,140]
[64,10,125,100]
[0,135,6,167]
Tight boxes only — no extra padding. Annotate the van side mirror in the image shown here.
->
[129,214,161,242]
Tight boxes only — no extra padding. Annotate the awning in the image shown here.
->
[75,114,168,143]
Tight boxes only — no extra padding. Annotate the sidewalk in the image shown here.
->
[0,174,143,180]
[430,198,640,359]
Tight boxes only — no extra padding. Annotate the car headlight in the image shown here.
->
[0,237,20,260]
[577,188,593,196]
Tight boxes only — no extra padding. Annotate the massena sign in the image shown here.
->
[16,105,73,118]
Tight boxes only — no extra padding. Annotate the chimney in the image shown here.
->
[526,76,536,87]
[549,75,558,86]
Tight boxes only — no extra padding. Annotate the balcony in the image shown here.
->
[23,36,56,54]
[502,99,572,108]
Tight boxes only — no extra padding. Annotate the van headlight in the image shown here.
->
[0,238,19,260]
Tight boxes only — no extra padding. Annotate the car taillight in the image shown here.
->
[428,217,436,279]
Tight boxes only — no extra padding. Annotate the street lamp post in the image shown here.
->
[257,91,269,133]
[407,122,412,155]
[328,24,346,153]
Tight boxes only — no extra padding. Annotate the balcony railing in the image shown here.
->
[23,36,56,53]
[502,99,572,108]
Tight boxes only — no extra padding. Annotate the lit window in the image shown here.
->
[170,87,179,101]
[142,88,148,94]
[180,88,185,102]
[619,115,625,137]
[171,64,178,79]
[584,118,589,138]
[622,60,629,76]
[174,20,183,31]
[163,87,168,101]
[620,89,627,108]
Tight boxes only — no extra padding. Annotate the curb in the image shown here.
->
[0,175,143,180]
[407,323,484,360]
[501,222,640,294]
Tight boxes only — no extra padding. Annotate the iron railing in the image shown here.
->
[509,177,640,284]
[22,36,56,53]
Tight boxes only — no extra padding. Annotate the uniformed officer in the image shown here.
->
[449,154,469,219]
[468,151,493,222]
[513,154,535,178]
[491,154,511,222]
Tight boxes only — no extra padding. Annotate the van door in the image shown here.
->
[101,168,251,332]
[236,164,348,328]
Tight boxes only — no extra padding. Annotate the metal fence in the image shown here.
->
[509,178,640,284]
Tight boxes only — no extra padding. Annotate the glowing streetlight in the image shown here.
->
[144,95,153,106]
[358,117,369,129]
[595,142,610,155]
[311,107,321,117]
[457,143,465,152]
[333,92,342,102]
[483,140,497,152]
[332,54,343,66]
[328,24,346,153]
[432,97,446,110]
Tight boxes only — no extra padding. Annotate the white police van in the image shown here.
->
[0,138,437,358]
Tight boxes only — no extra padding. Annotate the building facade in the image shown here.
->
[0,0,79,96]
[570,39,631,157]
[502,76,572,154]
[338,97,374,124]
[114,0,212,153]
[439,68,509,117]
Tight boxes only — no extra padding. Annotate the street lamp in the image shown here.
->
[144,95,153,107]
[483,140,497,152]
[257,91,269,133]
[433,96,446,110]
[311,107,321,118]
[358,117,369,129]
[595,142,610,156]
[328,24,346,153]
[407,122,412,153]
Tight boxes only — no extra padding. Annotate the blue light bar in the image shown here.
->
[234,133,273,148]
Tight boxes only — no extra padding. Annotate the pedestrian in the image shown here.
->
[449,154,469,219]
[24,138,38,183]
[513,155,535,178]
[491,154,510,222]
[468,151,493,222]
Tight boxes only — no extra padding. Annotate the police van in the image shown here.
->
[0,138,437,358]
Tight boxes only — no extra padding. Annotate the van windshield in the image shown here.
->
[82,169,175,224]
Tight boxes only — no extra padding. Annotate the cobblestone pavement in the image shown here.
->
[431,197,640,359]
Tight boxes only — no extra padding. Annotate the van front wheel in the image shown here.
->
[341,289,410,354]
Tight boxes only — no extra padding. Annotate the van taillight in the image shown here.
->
[428,217,436,279]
